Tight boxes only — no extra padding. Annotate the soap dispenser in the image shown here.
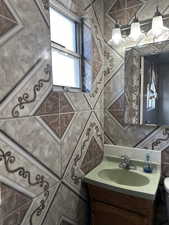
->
[143,153,153,173]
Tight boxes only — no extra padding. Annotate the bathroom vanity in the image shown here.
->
[87,183,154,225]
[84,149,161,225]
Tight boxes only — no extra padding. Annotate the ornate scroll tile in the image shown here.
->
[12,64,51,118]
[86,72,104,109]
[0,0,49,107]
[0,117,61,177]
[61,111,91,174]
[22,183,59,225]
[42,184,89,225]
[152,128,169,150]
[134,127,169,151]
[63,113,103,197]
[0,148,50,225]
[104,42,123,85]
[70,120,103,185]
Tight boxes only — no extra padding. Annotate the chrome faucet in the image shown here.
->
[119,155,136,170]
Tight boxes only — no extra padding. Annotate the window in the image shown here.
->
[49,7,81,90]
[146,64,157,111]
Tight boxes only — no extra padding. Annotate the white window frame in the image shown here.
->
[49,2,82,92]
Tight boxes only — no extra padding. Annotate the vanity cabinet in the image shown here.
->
[87,184,154,225]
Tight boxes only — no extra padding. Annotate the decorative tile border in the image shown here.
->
[152,128,169,150]
[0,148,49,225]
[71,121,103,184]
[12,64,51,118]
[89,75,103,98]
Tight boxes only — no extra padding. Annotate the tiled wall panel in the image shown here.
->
[0,0,104,225]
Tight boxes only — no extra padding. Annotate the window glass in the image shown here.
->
[50,7,76,52]
[52,48,80,88]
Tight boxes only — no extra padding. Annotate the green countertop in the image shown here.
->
[84,156,161,200]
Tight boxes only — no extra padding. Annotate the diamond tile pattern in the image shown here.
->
[0,1,17,20]
[108,0,143,25]
[42,114,61,138]
[0,1,17,37]
[0,182,32,225]
[81,137,103,174]
[41,113,75,139]
[35,91,59,115]
[108,94,125,127]
[60,113,75,138]
[40,92,75,139]
[60,93,74,114]
[36,92,74,115]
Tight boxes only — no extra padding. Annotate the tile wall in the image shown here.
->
[1,0,169,224]
[0,0,104,225]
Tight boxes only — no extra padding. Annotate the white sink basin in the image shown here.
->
[84,156,161,200]
[98,168,150,187]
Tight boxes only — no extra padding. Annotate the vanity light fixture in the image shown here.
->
[129,16,143,41]
[108,6,169,46]
[151,6,164,37]
[147,6,169,41]
[110,23,122,45]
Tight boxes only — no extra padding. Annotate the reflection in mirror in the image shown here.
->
[141,53,169,125]
[124,40,169,126]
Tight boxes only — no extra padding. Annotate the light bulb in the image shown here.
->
[152,15,164,36]
[110,23,123,46]
[128,16,144,42]
[150,6,166,38]
[130,21,142,41]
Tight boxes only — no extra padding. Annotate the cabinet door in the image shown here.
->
[92,201,148,225]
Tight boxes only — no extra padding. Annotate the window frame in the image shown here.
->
[49,2,82,92]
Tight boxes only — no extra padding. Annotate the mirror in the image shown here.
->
[124,40,169,126]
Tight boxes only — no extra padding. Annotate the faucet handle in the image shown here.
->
[119,155,136,170]
[120,155,130,162]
